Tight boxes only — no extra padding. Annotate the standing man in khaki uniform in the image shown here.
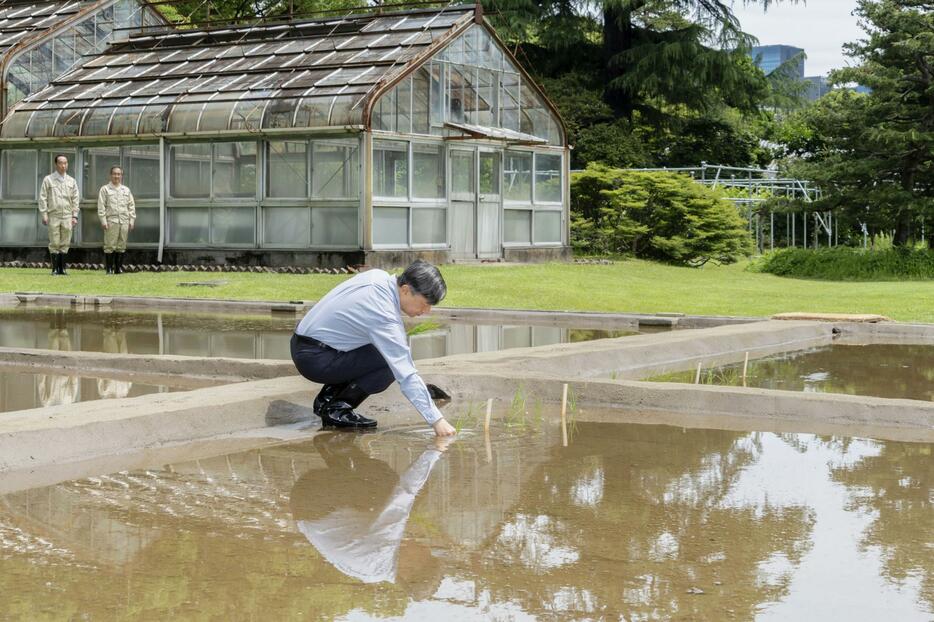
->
[38,154,80,276]
[97,165,135,275]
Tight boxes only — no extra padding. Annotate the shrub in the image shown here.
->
[570,163,753,266]
[752,246,934,280]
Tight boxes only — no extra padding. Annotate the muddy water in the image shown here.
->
[0,421,930,620]
[651,344,934,402]
[0,307,641,361]
[0,367,177,412]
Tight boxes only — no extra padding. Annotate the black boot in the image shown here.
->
[58,254,67,276]
[114,253,123,275]
[319,383,377,428]
[105,253,114,275]
[313,383,347,416]
[50,252,58,276]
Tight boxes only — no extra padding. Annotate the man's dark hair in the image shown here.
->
[397,259,446,305]
[110,165,123,174]
[54,154,68,165]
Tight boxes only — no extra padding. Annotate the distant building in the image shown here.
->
[749,45,805,78]
[804,76,833,101]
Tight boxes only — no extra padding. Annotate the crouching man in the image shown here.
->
[290,259,456,437]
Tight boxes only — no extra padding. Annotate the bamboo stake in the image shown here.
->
[742,352,749,387]
[694,361,702,384]
[484,398,493,433]
[560,383,568,447]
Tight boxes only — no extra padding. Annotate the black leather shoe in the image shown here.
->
[319,400,377,428]
[313,383,346,416]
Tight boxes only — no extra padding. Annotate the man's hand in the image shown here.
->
[432,418,456,437]
[102,222,109,230]
[42,215,48,225]
[129,223,134,231]
[71,217,77,226]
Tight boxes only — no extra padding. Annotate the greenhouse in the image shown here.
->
[0,3,569,267]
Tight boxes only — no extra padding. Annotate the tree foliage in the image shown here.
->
[571,164,754,265]
[777,0,934,245]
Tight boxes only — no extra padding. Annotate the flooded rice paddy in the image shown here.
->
[1,420,931,620]
[0,306,642,362]
[649,344,934,402]
[0,366,177,413]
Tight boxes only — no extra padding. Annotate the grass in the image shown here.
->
[3,258,934,322]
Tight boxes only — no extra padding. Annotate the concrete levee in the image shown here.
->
[425,320,835,379]
[2,316,933,484]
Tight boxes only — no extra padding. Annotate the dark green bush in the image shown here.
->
[752,246,934,280]
[570,163,753,266]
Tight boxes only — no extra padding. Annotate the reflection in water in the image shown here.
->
[650,344,934,401]
[0,306,644,362]
[37,317,78,407]
[0,422,930,620]
[292,433,444,585]
[95,326,132,399]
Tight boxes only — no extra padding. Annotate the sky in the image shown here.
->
[730,0,864,76]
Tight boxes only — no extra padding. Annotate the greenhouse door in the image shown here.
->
[449,149,477,260]
[477,149,502,259]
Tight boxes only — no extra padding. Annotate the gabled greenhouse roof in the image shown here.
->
[2,4,479,139]
[0,1,94,57]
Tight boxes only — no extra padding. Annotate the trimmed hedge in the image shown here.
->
[752,247,934,280]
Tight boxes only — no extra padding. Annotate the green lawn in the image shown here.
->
[2,260,933,322]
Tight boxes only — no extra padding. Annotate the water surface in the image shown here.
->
[1,420,930,620]
[649,344,934,401]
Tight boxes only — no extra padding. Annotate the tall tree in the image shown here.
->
[780,0,934,245]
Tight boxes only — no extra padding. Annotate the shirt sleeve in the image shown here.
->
[366,299,444,426]
[70,179,80,218]
[127,189,136,224]
[38,177,49,214]
[97,186,107,225]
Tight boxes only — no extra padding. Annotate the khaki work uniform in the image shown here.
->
[97,183,136,253]
[38,328,78,407]
[38,173,80,253]
[96,327,131,399]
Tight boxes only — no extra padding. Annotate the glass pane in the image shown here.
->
[535,153,562,203]
[534,210,561,243]
[213,142,256,198]
[313,141,358,199]
[211,206,255,245]
[373,140,408,199]
[268,140,307,198]
[53,32,77,75]
[170,143,210,198]
[412,143,444,199]
[504,151,531,202]
[82,147,120,199]
[264,207,310,246]
[2,150,37,200]
[412,67,430,134]
[373,207,407,245]
[479,151,500,195]
[373,89,395,132]
[500,73,520,131]
[504,209,531,244]
[80,209,103,243]
[311,207,357,246]
[0,209,37,243]
[429,62,443,129]
[411,208,445,244]
[125,144,160,199]
[133,207,160,243]
[396,77,411,133]
[451,150,474,198]
[448,65,466,123]
[169,207,209,244]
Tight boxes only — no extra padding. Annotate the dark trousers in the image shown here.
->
[290,334,394,395]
